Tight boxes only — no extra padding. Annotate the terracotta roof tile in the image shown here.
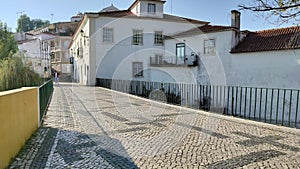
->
[87,10,134,17]
[128,0,166,10]
[86,10,208,25]
[231,26,300,53]
[168,25,233,38]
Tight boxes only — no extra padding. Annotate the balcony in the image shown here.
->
[77,47,83,58]
[50,46,61,51]
[51,57,70,63]
[150,55,198,67]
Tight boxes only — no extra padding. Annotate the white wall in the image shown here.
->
[18,39,50,76]
[131,1,164,18]
[164,30,300,122]
[71,15,204,85]
[229,49,300,89]
[165,30,233,86]
[165,30,300,90]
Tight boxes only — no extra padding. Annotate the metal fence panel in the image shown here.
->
[96,78,299,129]
[39,79,53,124]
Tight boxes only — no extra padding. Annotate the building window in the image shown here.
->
[132,62,143,77]
[176,43,185,59]
[154,31,163,46]
[132,29,143,45]
[103,28,113,42]
[204,39,216,54]
[148,3,156,13]
[155,55,163,64]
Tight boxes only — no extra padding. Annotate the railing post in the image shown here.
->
[282,89,286,126]
[288,90,293,127]
[276,89,280,124]
[296,90,299,128]
[264,89,268,123]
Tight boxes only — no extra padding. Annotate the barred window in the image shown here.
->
[148,3,156,13]
[154,31,163,46]
[204,39,216,54]
[132,29,143,45]
[103,28,113,42]
[132,62,143,77]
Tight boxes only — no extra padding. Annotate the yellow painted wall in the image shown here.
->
[0,87,38,169]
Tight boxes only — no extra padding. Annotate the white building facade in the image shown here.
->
[69,0,208,85]
[45,36,72,74]
[16,33,56,77]
[68,1,300,125]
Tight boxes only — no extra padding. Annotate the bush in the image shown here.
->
[0,56,42,91]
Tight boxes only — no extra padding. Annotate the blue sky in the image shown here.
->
[0,0,295,32]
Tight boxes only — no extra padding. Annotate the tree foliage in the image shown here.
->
[17,14,50,32]
[0,21,18,60]
[0,55,42,91]
[239,0,300,24]
[0,20,42,91]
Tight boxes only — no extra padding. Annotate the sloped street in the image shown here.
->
[8,83,300,169]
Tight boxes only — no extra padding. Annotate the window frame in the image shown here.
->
[176,43,185,59]
[132,29,143,46]
[154,31,163,46]
[204,39,216,55]
[132,62,143,77]
[148,3,156,14]
[103,28,113,43]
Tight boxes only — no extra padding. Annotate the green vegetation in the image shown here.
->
[17,14,50,32]
[0,22,17,60]
[0,21,42,92]
[0,56,42,91]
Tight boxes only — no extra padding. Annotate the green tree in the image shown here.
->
[239,0,300,24]
[0,55,42,91]
[0,21,18,60]
[17,14,50,32]
[32,19,50,30]
[17,14,32,32]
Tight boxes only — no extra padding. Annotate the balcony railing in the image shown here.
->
[51,57,70,63]
[150,56,185,67]
[50,46,61,51]
[77,47,83,58]
[150,55,198,67]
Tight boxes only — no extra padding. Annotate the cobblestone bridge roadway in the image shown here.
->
[9,83,300,169]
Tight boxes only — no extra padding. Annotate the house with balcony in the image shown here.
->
[69,0,209,85]
[45,36,72,75]
[164,10,300,89]
[69,0,300,90]
[23,19,80,80]
[15,32,55,77]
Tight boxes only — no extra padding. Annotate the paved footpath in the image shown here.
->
[8,83,300,169]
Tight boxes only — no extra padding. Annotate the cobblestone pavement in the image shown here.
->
[8,83,300,169]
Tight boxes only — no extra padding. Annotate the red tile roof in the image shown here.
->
[128,0,166,10]
[85,10,208,25]
[168,25,233,38]
[88,10,134,17]
[231,26,300,53]
[69,9,208,48]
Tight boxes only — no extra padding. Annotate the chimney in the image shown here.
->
[231,10,241,30]
[231,10,241,49]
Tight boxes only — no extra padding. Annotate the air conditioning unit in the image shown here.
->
[186,52,198,66]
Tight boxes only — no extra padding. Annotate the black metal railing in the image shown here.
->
[150,56,186,67]
[150,55,198,67]
[39,79,53,124]
[96,78,300,129]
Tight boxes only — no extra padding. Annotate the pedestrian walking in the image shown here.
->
[54,72,59,83]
